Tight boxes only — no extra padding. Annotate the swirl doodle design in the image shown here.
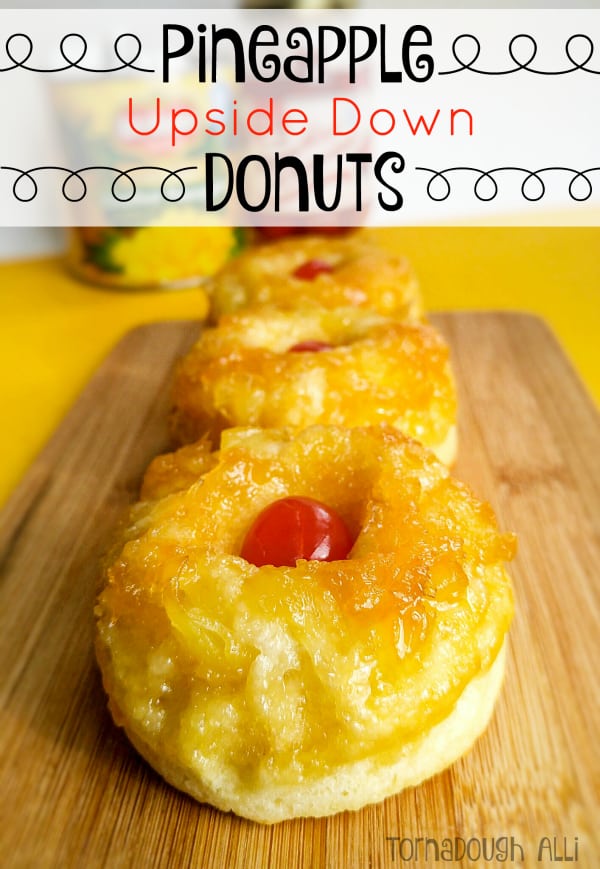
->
[0,166,197,203]
[439,33,599,76]
[0,32,153,73]
[416,166,600,203]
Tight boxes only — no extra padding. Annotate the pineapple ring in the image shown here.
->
[95,426,514,823]
[171,307,457,464]
[98,428,514,820]
[207,233,422,321]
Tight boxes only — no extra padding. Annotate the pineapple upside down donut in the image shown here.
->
[95,426,515,823]
[170,307,457,464]
[207,232,422,322]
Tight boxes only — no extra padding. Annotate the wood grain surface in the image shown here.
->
[1,313,598,869]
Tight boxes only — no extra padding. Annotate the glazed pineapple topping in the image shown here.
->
[287,340,333,353]
[240,496,355,568]
[293,259,334,280]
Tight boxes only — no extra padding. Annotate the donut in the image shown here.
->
[95,425,514,823]
[207,233,422,321]
[170,307,457,464]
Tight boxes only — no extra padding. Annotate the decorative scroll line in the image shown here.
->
[2,164,599,208]
[0,165,198,202]
[3,29,598,78]
[0,32,154,73]
[415,166,600,203]
[439,33,600,76]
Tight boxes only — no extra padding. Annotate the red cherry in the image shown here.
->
[312,227,350,235]
[293,259,334,280]
[256,227,297,240]
[256,227,349,241]
[288,340,333,353]
[240,496,354,568]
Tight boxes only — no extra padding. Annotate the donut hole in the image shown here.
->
[198,428,377,558]
[292,259,336,281]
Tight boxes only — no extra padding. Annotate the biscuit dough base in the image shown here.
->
[118,643,506,824]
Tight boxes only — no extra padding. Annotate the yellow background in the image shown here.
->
[1,227,598,507]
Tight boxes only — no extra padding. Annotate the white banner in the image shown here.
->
[0,9,598,225]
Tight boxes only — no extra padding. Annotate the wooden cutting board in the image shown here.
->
[1,313,598,869]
